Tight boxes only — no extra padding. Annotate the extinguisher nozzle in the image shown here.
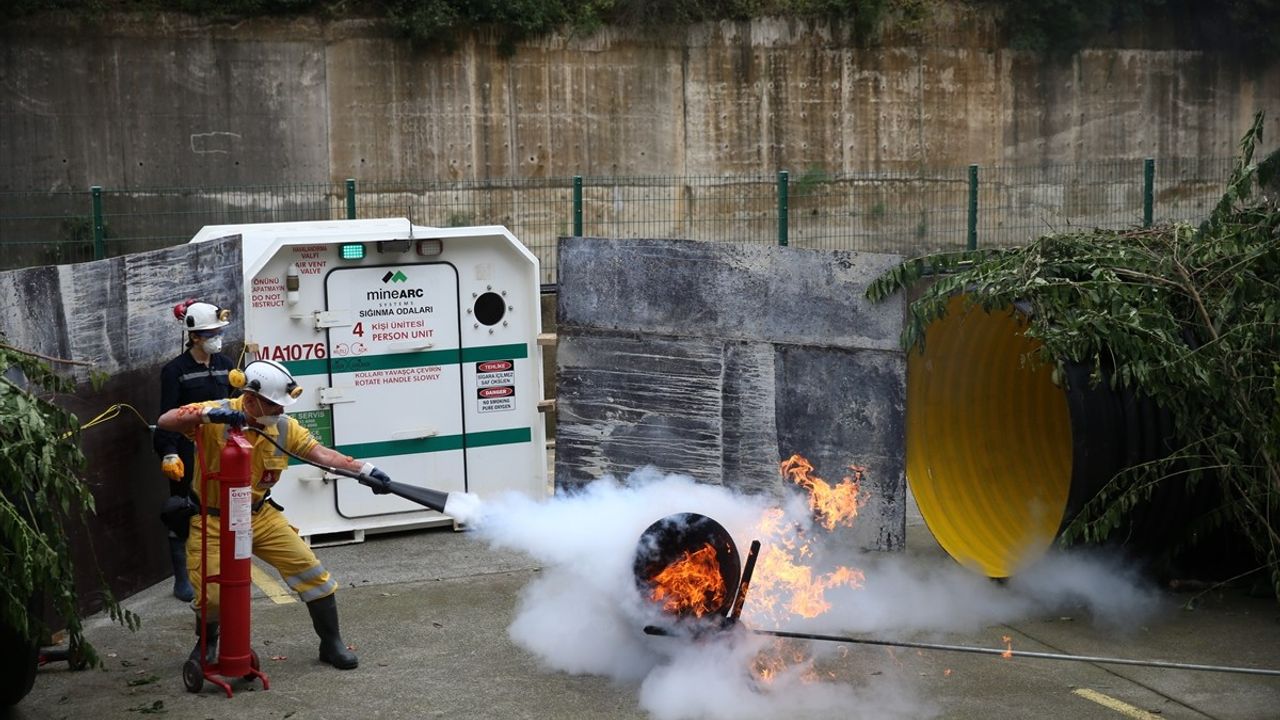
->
[357,475,450,514]
[442,491,483,524]
[388,482,450,513]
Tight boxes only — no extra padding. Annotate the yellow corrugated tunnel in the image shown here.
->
[907,295,1072,578]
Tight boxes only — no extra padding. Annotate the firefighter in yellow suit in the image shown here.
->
[156,359,395,671]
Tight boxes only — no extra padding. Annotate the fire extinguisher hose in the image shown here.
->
[245,427,450,513]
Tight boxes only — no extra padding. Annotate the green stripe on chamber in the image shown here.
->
[466,427,533,448]
[462,343,528,362]
[338,434,465,458]
[333,427,531,459]
[283,358,328,377]
[282,343,528,377]
[330,349,461,374]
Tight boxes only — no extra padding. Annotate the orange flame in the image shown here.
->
[649,543,727,617]
[743,456,868,623]
[752,653,782,685]
[738,456,873,686]
[780,454,866,530]
[1001,635,1013,659]
[751,546,865,618]
[751,642,819,686]
[647,454,874,688]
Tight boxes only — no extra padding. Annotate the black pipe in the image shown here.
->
[727,540,761,622]
[641,625,1280,678]
[325,465,449,513]
[246,427,450,513]
[355,476,449,513]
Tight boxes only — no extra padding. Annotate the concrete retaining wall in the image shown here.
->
[1,10,1277,191]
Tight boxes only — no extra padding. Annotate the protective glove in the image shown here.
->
[160,454,185,482]
[202,407,247,427]
[362,463,393,494]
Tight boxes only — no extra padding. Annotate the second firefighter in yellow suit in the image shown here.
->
[157,359,396,671]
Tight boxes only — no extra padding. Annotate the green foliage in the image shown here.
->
[6,0,1279,61]
[977,0,1155,56]
[0,342,139,667]
[10,0,337,18]
[88,370,111,393]
[444,210,475,226]
[6,0,917,50]
[868,113,1280,591]
[979,0,1280,62]
[384,0,584,52]
[790,166,830,198]
[48,216,105,265]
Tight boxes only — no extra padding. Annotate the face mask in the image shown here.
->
[247,395,282,427]
[201,335,224,354]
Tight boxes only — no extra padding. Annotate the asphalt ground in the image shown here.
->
[10,489,1280,720]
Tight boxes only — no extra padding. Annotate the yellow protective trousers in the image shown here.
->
[186,503,337,613]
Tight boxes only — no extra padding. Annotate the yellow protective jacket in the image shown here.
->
[185,396,318,511]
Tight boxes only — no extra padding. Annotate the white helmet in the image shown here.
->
[180,301,230,332]
[237,359,302,406]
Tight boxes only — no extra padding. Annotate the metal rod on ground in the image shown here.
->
[641,625,1280,678]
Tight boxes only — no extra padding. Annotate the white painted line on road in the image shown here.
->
[251,562,297,604]
[1073,688,1162,719]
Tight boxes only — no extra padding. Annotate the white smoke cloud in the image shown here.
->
[469,468,1160,720]
[793,545,1159,638]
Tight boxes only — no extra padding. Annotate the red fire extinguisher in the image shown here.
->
[183,428,270,697]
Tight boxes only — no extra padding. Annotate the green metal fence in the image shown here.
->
[0,158,1236,284]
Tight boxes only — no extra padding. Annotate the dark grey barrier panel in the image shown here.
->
[555,236,905,552]
[0,237,242,612]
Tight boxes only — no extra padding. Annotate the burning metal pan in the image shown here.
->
[634,513,741,620]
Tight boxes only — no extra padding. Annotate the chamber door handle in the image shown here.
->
[391,427,439,440]
[388,341,434,352]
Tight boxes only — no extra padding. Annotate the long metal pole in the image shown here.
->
[91,185,105,260]
[966,164,978,251]
[643,625,1280,677]
[1142,158,1155,228]
[646,536,1280,679]
[761,628,1280,678]
[572,175,583,237]
[777,170,789,247]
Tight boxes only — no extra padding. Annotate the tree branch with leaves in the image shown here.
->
[867,112,1280,597]
[0,341,139,671]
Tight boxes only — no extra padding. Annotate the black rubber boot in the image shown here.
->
[169,535,195,602]
[306,595,358,669]
[188,620,218,666]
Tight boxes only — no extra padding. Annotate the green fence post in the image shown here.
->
[777,170,789,247]
[967,164,979,251]
[1142,158,1154,228]
[573,175,583,236]
[91,186,105,260]
[346,178,357,220]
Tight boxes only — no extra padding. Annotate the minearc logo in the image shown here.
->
[381,270,408,284]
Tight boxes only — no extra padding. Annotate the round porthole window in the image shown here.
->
[474,292,506,326]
